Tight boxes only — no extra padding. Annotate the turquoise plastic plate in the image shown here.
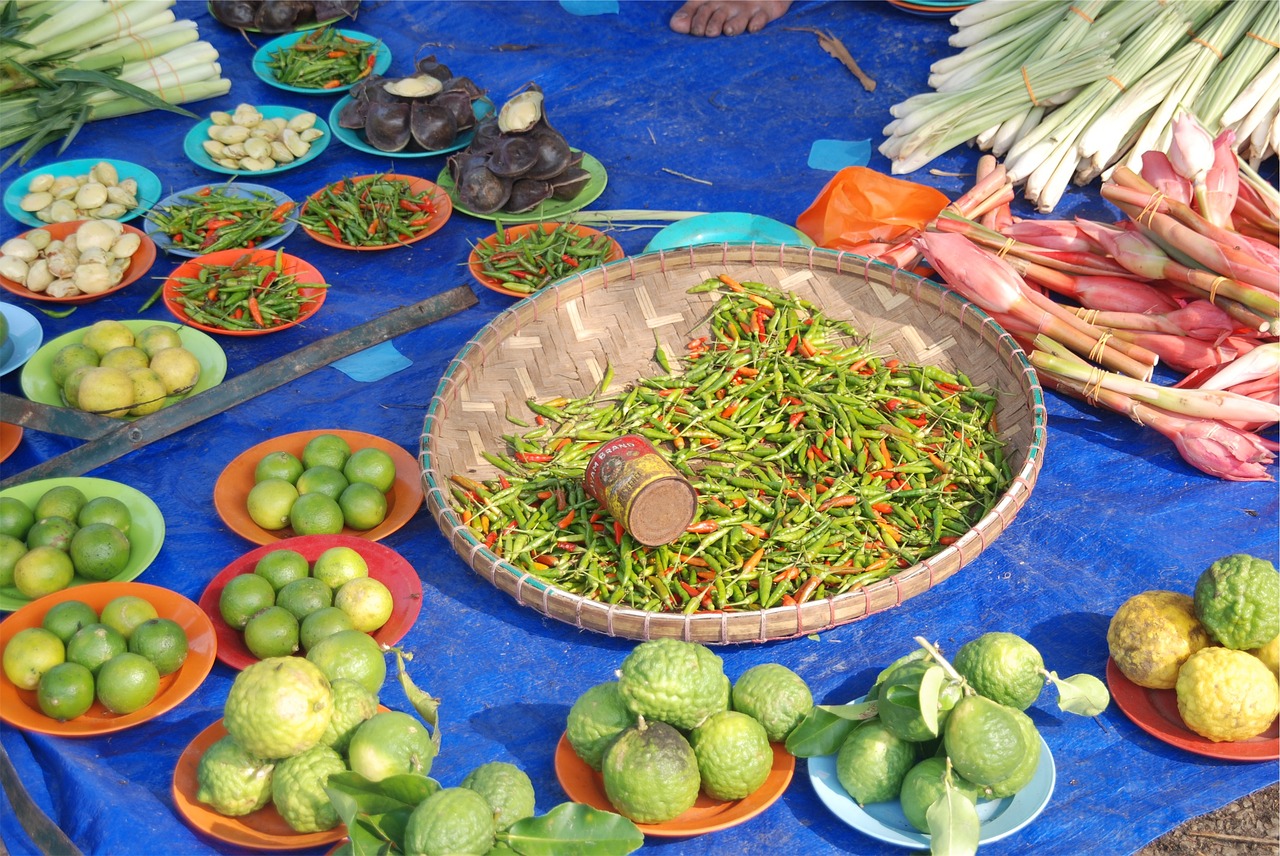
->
[183,107,330,177]
[644,212,815,253]
[0,478,166,612]
[144,183,297,258]
[328,95,495,158]
[0,303,42,376]
[252,29,392,95]
[808,704,1056,850]
[436,150,608,224]
[20,320,228,416]
[3,159,162,228]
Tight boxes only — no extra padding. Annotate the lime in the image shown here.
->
[320,677,379,755]
[219,573,276,630]
[302,433,351,471]
[75,366,135,417]
[13,545,75,598]
[253,549,310,592]
[461,761,535,831]
[65,622,128,675]
[1108,591,1211,689]
[62,365,94,409]
[25,516,78,552]
[246,479,299,531]
[195,735,275,817]
[1177,646,1280,742]
[126,367,168,417]
[986,706,1042,798]
[99,594,158,640]
[254,451,304,485]
[0,496,36,540]
[3,626,66,690]
[41,600,99,644]
[566,680,637,771]
[271,744,346,833]
[68,522,131,581]
[334,577,393,633]
[834,719,918,806]
[299,606,355,652]
[306,628,386,696]
[1194,554,1280,650]
[404,787,495,856]
[34,485,88,523]
[295,466,348,501]
[37,661,95,721]
[347,710,436,781]
[288,492,345,536]
[223,656,334,759]
[96,652,159,714]
[942,695,1030,786]
[731,663,813,742]
[275,577,333,621]
[343,447,397,493]
[134,325,184,359]
[617,638,730,731]
[311,546,368,590]
[899,756,982,834]
[690,710,772,800]
[77,496,131,534]
[0,534,26,587]
[129,617,189,676]
[338,482,387,531]
[953,632,1045,710]
[243,606,301,659]
[602,719,700,823]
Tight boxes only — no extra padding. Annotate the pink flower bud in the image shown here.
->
[913,232,1025,313]
[1201,129,1240,227]
[1167,417,1276,482]
[1169,113,1215,185]
[1140,151,1192,205]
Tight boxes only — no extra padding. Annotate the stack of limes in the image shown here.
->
[219,545,396,659]
[2,594,188,721]
[564,639,813,823]
[245,434,397,535]
[51,319,202,417]
[1,486,134,599]
[1109,553,1279,742]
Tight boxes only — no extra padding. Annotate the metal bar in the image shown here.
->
[0,394,121,441]
[1,286,478,487]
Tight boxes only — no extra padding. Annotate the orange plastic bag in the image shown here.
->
[796,167,950,251]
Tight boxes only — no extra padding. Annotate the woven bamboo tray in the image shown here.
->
[421,244,1047,644]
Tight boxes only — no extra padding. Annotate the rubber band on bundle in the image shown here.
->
[1088,331,1112,363]
[1138,191,1165,226]
[995,237,1017,259]
[1082,367,1106,404]
[1246,31,1280,49]
[1208,276,1228,302]
[1192,37,1223,58]
[1077,308,1100,326]
[1020,66,1041,106]
[1068,5,1095,23]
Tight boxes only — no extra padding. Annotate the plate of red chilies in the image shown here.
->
[298,173,452,251]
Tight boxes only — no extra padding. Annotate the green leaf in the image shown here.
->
[926,783,980,856]
[817,700,878,721]
[345,817,394,856]
[918,665,946,737]
[1045,670,1110,717]
[875,648,928,686]
[391,647,442,750]
[324,771,439,816]
[784,707,859,757]
[504,803,643,856]
[51,68,199,117]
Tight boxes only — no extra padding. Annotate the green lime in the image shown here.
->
[334,578,393,633]
[288,492,345,536]
[942,695,1030,786]
[690,710,772,800]
[834,719,918,806]
[246,479,299,531]
[275,577,333,621]
[220,573,276,630]
[66,623,128,676]
[731,663,813,742]
[95,652,159,714]
[953,631,1045,710]
[566,681,636,771]
[306,628,385,696]
[37,661,96,721]
[0,496,36,540]
[76,496,132,534]
[69,522,131,581]
[243,606,301,659]
[41,600,99,644]
[99,595,158,640]
[302,434,351,471]
[34,485,88,523]
[0,534,26,587]
[343,447,397,493]
[310,546,368,590]
[25,516,78,552]
[602,720,700,824]
[49,344,99,388]
[299,606,355,652]
[254,451,305,485]
[253,549,310,592]
[13,546,75,599]
[128,618,189,676]
[986,705,1042,798]
[461,761,535,832]
[899,756,982,833]
[271,744,347,833]
[404,787,495,856]
[295,466,348,501]
[338,481,387,531]
[3,626,66,690]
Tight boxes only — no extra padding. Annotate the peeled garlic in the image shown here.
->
[95,203,129,219]
[26,230,52,251]
[47,199,79,222]
[232,103,263,127]
[105,185,137,207]
[19,191,52,212]
[382,76,440,99]
[45,246,79,278]
[269,141,296,164]
[0,237,39,261]
[208,123,251,144]
[287,111,319,132]
[299,128,325,143]
[75,220,119,252]
[209,110,233,125]
[27,174,54,193]
[73,182,109,210]
[47,280,81,299]
[243,136,272,160]
[24,259,53,292]
[50,176,80,198]
[282,128,310,158]
[202,140,226,158]
[0,255,29,282]
[110,232,142,257]
[73,262,116,294]
[90,162,119,185]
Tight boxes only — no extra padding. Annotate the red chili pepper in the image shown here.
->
[904,415,928,427]
[720,403,739,419]
[558,508,576,529]
[717,273,744,292]
[613,521,625,545]
[561,254,578,267]
[195,186,212,197]
[408,216,433,227]
[367,218,379,237]
[787,411,806,430]
[740,523,769,539]
[327,49,347,57]
[322,79,343,89]
[685,520,718,534]
[743,547,766,574]
[260,271,277,289]
[885,398,903,412]
[205,286,219,301]
[270,201,295,221]
[498,475,511,490]
[248,295,265,327]
[326,219,342,241]
[514,452,554,463]
[231,307,244,320]
[773,566,800,583]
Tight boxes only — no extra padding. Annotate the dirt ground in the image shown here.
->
[1138,783,1279,855]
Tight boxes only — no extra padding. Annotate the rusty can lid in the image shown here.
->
[624,476,697,547]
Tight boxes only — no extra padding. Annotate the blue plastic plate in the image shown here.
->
[328,95,495,158]
[144,183,297,257]
[252,29,392,95]
[643,212,815,253]
[0,303,42,376]
[3,158,162,228]
[808,696,1056,850]
[183,107,330,177]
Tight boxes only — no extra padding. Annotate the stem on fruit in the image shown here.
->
[913,635,973,695]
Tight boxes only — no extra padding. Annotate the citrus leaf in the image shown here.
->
[1046,670,1110,717]
[875,648,928,686]
[926,783,980,856]
[344,817,394,856]
[324,770,439,816]
[918,665,946,737]
[503,803,643,855]
[785,707,859,757]
[818,700,879,721]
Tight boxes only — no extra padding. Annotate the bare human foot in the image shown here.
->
[669,1,793,37]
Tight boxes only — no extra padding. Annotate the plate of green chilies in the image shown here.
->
[144,183,298,258]
[161,248,327,336]
[252,28,391,95]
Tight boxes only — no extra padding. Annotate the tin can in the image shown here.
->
[583,434,697,547]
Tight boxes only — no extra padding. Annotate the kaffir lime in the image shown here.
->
[272,744,347,833]
[195,736,275,817]
[602,720,700,824]
[731,663,813,743]
[690,710,772,800]
[461,761,535,831]
[566,680,636,771]
[617,638,729,731]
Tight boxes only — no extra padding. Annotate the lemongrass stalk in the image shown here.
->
[930,11,1065,92]
[117,42,219,83]
[1220,52,1280,128]
[10,0,175,64]
[567,210,703,230]
[1030,350,1280,423]
[84,61,223,108]
[947,0,1068,48]
[83,75,229,121]
[949,0,1051,30]
[1232,88,1280,164]
[2,0,132,52]
[71,19,198,70]
[1193,2,1279,130]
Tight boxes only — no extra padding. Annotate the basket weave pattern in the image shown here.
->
[421,245,1047,644]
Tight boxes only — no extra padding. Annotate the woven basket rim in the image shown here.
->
[421,244,1048,644]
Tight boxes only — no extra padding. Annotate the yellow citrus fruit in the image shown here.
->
[148,346,201,395]
[25,516,78,552]
[311,546,368,590]
[65,622,127,675]
[126,367,169,417]
[300,607,355,652]
[0,534,26,587]
[75,366,135,417]
[77,496,131,534]
[275,577,333,621]
[0,496,35,540]
[99,595,159,641]
[3,626,66,690]
[1108,591,1211,689]
[254,451,304,485]
[1251,635,1280,676]
[99,345,150,373]
[220,573,277,630]
[246,479,299,531]
[128,617,189,676]
[343,447,397,493]
[62,365,95,409]
[244,606,301,659]
[37,661,95,721]
[80,320,134,357]
[50,344,99,388]
[69,522,131,581]
[338,482,387,531]
[96,652,160,714]
[34,485,88,523]
[13,546,75,598]
[1176,646,1280,742]
[302,434,351,471]
[335,577,393,633]
[253,549,310,592]
[289,493,345,536]
[40,599,98,644]
[134,325,183,359]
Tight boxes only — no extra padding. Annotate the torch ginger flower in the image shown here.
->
[1169,112,1215,193]
[1202,129,1241,229]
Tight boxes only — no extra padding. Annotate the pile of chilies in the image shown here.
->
[864,115,1279,482]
